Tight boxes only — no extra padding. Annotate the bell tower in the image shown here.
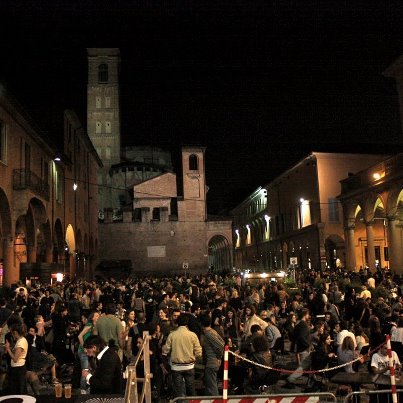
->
[87,48,121,209]
[179,146,207,222]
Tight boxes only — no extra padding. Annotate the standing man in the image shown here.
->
[285,308,312,388]
[82,335,122,394]
[199,313,225,396]
[162,314,202,399]
[96,303,125,360]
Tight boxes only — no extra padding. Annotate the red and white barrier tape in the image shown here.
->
[386,334,398,403]
[190,397,320,403]
[223,345,229,403]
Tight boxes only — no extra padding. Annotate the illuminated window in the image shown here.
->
[235,229,241,248]
[246,224,251,244]
[189,154,198,170]
[328,198,340,223]
[299,199,311,228]
[264,215,270,240]
[96,97,102,108]
[98,64,108,83]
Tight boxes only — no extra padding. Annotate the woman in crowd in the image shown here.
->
[308,333,336,391]
[338,335,363,373]
[244,334,277,393]
[223,307,241,343]
[283,312,297,353]
[354,323,370,353]
[4,323,28,394]
[242,304,268,339]
[229,289,242,313]
[125,310,136,331]
[156,308,171,339]
[77,311,99,392]
[51,302,69,363]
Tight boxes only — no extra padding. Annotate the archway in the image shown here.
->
[65,224,76,279]
[25,198,50,263]
[208,234,231,273]
[325,234,345,270]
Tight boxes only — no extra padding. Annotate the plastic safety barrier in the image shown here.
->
[170,392,337,403]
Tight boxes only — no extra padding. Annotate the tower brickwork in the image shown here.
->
[87,48,121,209]
[178,146,207,222]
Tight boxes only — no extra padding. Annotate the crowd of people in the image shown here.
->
[0,266,402,400]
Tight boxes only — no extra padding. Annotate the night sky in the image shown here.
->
[1,1,403,213]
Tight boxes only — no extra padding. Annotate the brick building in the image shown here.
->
[87,49,232,274]
[0,85,101,285]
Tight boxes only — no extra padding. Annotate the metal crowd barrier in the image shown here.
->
[344,389,403,403]
[170,392,337,403]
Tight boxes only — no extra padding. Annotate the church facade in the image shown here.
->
[87,48,232,275]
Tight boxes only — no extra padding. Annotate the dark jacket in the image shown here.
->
[89,347,122,394]
[293,320,311,353]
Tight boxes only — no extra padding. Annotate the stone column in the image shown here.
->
[70,253,76,279]
[388,218,403,275]
[344,225,356,271]
[45,247,53,263]
[366,221,376,271]
[27,244,37,263]
[3,237,15,286]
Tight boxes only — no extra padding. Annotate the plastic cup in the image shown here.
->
[55,382,63,398]
[64,383,72,398]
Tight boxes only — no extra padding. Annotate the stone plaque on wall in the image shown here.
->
[147,246,166,258]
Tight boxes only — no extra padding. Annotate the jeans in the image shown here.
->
[171,368,195,399]
[78,348,89,390]
[204,366,219,396]
[287,350,312,383]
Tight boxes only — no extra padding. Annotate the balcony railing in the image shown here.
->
[13,169,50,200]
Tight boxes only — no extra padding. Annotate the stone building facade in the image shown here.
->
[335,56,403,274]
[0,85,101,285]
[231,152,386,272]
[87,48,232,274]
[338,153,403,272]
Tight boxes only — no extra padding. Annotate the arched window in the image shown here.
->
[189,154,198,170]
[105,121,111,133]
[95,122,102,133]
[98,64,109,83]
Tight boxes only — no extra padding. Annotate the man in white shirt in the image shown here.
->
[371,344,401,376]
[336,321,357,349]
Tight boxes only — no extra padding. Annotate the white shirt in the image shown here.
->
[11,337,28,367]
[336,329,357,349]
[371,351,400,375]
